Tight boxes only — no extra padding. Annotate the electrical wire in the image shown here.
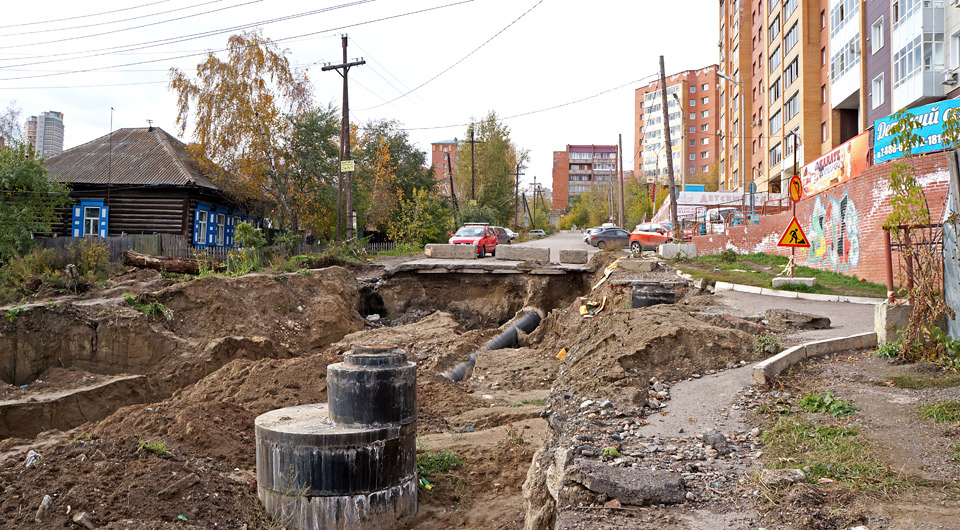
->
[0,0,172,30]
[0,0,232,38]
[357,0,544,111]
[0,1,470,80]
[0,80,167,90]
[0,1,375,67]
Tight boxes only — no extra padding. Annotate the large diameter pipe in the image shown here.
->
[442,310,542,382]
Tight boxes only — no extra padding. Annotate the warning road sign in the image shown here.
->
[789,175,802,203]
[778,217,810,248]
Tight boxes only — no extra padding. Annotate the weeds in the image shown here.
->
[509,398,546,408]
[889,371,960,389]
[600,447,620,460]
[4,306,24,323]
[800,392,858,418]
[416,450,464,476]
[136,439,169,455]
[760,416,898,489]
[124,293,172,320]
[920,401,960,423]
[877,340,902,360]
[499,425,527,447]
[951,443,960,463]
[754,334,782,356]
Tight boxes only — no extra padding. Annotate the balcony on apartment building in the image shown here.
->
[891,0,945,112]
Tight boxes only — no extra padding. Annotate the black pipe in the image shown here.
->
[442,310,542,382]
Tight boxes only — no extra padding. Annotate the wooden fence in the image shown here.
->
[35,235,398,263]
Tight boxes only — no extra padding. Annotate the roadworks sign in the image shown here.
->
[777,217,810,248]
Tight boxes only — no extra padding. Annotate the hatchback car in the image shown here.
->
[629,226,670,252]
[589,228,630,249]
[448,224,498,257]
[528,229,546,237]
[491,226,512,244]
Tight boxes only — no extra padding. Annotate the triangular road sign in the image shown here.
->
[778,217,810,248]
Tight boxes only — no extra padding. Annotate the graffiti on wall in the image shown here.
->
[807,192,860,272]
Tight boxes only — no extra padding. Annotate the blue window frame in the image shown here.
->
[71,200,108,238]
[193,203,212,247]
[194,203,241,247]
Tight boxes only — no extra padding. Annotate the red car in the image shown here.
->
[449,223,498,257]
[629,224,670,252]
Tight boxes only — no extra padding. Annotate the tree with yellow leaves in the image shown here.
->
[169,30,312,230]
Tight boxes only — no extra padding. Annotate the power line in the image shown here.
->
[349,38,431,107]
[0,0,470,80]
[0,0,231,38]
[357,0,544,111]
[0,80,167,90]
[0,0,172,30]
[0,0,263,51]
[0,1,375,67]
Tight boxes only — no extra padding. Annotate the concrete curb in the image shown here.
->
[751,332,878,386]
[711,279,882,305]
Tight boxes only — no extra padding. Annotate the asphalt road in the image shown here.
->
[513,230,599,263]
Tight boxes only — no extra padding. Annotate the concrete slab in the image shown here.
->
[751,332,878,385]
[714,281,735,291]
[619,259,659,272]
[875,302,912,343]
[771,277,817,288]
[658,243,697,259]
[558,249,588,264]
[496,246,550,262]
[424,244,476,259]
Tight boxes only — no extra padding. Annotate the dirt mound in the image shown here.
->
[417,372,485,433]
[550,304,754,403]
[157,267,364,352]
[473,347,559,392]
[331,311,498,373]
[0,436,267,529]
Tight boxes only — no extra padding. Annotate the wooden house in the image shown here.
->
[43,127,246,248]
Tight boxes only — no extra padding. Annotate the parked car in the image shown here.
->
[448,223,498,257]
[583,226,604,243]
[629,227,670,252]
[504,228,518,241]
[589,228,630,249]
[491,226,512,244]
[528,229,547,238]
[703,207,740,224]
[633,222,670,236]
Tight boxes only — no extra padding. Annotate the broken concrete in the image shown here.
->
[497,246,551,262]
[558,249,588,264]
[759,468,805,488]
[570,460,685,506]
[424,244,476,259]
[619,259,659,273]
[764,309,831,330]
[771,276,817,288]
[658,243,696,259]
[875,301,912,343]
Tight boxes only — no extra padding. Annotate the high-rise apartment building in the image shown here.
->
[430,140,457,197]
[719,0,828,193]
[552,144,618,210]
[633,66,721,190]
[24,111,65,158]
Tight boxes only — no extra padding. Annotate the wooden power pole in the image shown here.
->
[618,134,625,228]
[514,164,525,230]
[322,35,364,240]
[445,152,458,211]
[462,125,481,202]
[659,56,680,241]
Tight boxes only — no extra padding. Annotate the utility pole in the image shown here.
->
[445,152,458,211]
[462,125,482,202]
[322,34,364,240]
[514,164,525,230]
[659,56,680,242]
[618,134,625,228]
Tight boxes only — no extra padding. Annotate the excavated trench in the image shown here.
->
[0,267,592,441]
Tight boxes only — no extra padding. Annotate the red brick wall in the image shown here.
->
[552,151,570,210]
[691,152,953,284]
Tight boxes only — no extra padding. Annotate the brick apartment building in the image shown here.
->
[718,0,953,194]
[634,66,721,190]
[551,144,619,211]
[430,140,457,196]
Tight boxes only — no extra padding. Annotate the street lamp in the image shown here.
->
[718,71,743,192]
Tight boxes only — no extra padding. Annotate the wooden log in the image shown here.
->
[122,250,200,274]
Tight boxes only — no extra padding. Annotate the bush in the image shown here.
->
[234,222,267,248]
[719,249,738,263]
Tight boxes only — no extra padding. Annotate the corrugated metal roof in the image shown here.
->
[43,127,219,189]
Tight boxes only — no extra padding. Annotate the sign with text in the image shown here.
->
[801,132,869,197]
[874,99,960,163]
[778,217,810,248]
[340,160,355,172]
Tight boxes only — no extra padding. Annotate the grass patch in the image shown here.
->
[124,293,172,320]
[136,439,169,455]
[416,450,464,476]
[674,252,886,298]
[760,416,898,489]
[754,334,782,356]
[4,306,24,323]
[890,371,960,389]
[800,392,858,418]
[951,443,960,463]
[377,243,424,257]
[920,401,960,423]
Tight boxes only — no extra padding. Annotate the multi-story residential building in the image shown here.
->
[24,111,64,158]
[552,144,618,210]
[719,0,837,193]
[943,1,960,99]
[430,140,457,197]
[633,66,721,189]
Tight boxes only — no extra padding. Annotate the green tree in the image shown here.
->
[169,30,312,230]
[453,112,523,225]
[625,178,655,228]
[288,104,341,239]
[0,143,70,263]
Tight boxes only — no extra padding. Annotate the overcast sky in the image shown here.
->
[0,0,717,190]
